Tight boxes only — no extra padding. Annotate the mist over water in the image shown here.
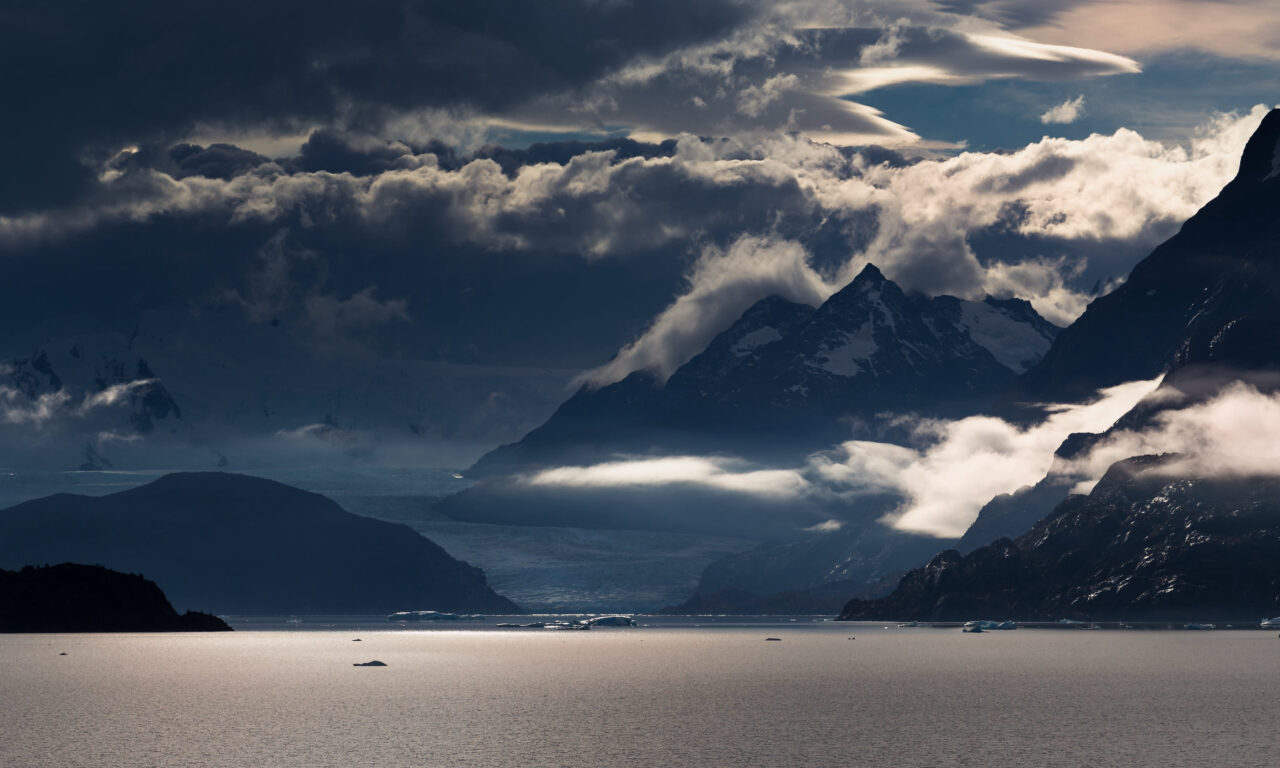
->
[4,625,1278,767]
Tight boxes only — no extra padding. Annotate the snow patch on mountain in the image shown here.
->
[958,300,1056,373]
[817,326,877,377]
[730,327,782,356]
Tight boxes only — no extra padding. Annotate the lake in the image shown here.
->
[3,620,1278,767]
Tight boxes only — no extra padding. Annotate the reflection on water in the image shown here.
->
[2,624,1279,767]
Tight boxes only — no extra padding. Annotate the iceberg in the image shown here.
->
[547,621,591,630]
[582,615,637,627]
[963,619,1017,630]
[387,611,484,622]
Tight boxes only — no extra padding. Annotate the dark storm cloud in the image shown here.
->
[0,0,752,212]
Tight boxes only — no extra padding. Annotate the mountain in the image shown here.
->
[471,264,1059,477]
[841,454,1280,622]
[0,472,520,615]
[953,108,1280,554]
[2,347,185,469]
[659,577,897,616]
[1005,108,1280,408]
[438,264,1057,608]
[670,519,946,606]
[956,435,1094,553]
[0,563,230,632]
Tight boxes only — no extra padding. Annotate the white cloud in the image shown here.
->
[488,4,1141,146]
[510,376,1161,539]
[0,387,72,427]
[1040,95,1085,124]
[275,421,374,457]
[1056,381,1280,493]
[0,379,157,428]
[980,255,1091,326]
[524,455,811,499]
[508,376,1280,541]
[812,377,1161,538]
[738,74,802,118]
[583,234,834,386]
[1015,0,1280,62]
[77,380,158,413]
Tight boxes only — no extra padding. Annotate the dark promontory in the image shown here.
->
[0,563,230,632]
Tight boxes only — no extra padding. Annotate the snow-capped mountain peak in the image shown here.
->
[470,265,1060,475]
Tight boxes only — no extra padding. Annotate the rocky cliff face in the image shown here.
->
[841,455,1280,622]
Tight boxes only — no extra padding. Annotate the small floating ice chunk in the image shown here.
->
[582,615,637,627]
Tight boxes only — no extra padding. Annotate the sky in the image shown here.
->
[1,0,1278,476]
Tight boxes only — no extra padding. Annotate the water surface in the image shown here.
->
[3,624,1277,767]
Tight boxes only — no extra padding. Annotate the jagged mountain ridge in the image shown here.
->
[473,264,1059,475]
[840,454,1280,621]
[1005,108,1280,409]
[957,108,1280,552]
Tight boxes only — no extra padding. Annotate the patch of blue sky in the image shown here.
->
[852,52,1280,152]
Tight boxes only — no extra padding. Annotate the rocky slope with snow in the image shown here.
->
[958,108,1280,553]
[840,454,1280,622]
[472,264,1059,476]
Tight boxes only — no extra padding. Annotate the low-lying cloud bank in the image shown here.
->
[1055,381,1280,492]
[526,456,810,500]
[815,378,1162,537]
[523,376,1280,540]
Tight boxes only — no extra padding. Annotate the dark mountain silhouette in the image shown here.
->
[0,563,230,632]
[471,264,1058,477]
[1004,108,1280,409]
[440,265,1056,606]
[660,571,905,615]
[0,472,519,615]
[669,520,944,606]
[841,455,1280,622]
[660,580,885,616]
[955,108,1280,554]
